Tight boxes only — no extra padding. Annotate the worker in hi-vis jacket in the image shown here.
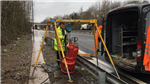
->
[54,22,67,67]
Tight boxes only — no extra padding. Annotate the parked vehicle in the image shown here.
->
[102,4,150,74]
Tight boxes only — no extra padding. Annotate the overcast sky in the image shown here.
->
[33,0,103,23]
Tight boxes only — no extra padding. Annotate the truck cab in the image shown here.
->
[104,4,150,74]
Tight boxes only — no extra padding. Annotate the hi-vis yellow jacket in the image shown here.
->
[54,26,67,51]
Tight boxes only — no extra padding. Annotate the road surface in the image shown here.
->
[71,33,110,65]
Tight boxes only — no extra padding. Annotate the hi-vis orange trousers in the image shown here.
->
[93,25,102,50]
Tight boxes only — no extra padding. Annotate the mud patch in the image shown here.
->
[1,34,32,84]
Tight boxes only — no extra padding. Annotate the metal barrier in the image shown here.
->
[76,55,127,84]
[45,32,55,48]
[71,30,93,34]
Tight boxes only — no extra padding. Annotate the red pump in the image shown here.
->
[66,40,79,62]
[61,40,79,73]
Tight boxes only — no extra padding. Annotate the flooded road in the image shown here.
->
[29,30,50,84]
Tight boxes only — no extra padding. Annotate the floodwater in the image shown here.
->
[29,30,50,84]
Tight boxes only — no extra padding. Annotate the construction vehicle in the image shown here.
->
[102,4,150,74]
[80,24,91,30]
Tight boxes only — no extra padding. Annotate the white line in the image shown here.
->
[79,50,86,54]
[79,50,112,69]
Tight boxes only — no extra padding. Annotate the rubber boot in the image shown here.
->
[57,60,61,69]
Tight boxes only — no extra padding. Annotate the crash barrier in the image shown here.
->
[71,30,106,36]
[45,31,55,47]
[71,30,93,34]
[50,30,94,34]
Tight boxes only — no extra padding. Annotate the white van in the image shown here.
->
[80,24,91,30]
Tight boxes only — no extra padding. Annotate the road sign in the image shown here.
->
[50,19,56,22]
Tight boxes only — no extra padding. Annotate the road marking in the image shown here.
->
[79,50,86,54]
[79,50,112,69]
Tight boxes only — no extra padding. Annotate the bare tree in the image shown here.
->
[40,0,149,30]
[79,6,83,19]
[141,0,150,3]
[2,1,33,45]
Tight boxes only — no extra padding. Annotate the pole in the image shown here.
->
[95,23,120,79]
[92,24,99,76]
[98,72,106,84]
[53,22,73,82]
[30,22,50,78]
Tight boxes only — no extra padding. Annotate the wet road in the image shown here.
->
[71,32,150,84]
[29,30,50,84]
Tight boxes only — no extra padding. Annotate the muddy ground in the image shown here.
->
[1,34,32,84]
[42,43,98,84]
